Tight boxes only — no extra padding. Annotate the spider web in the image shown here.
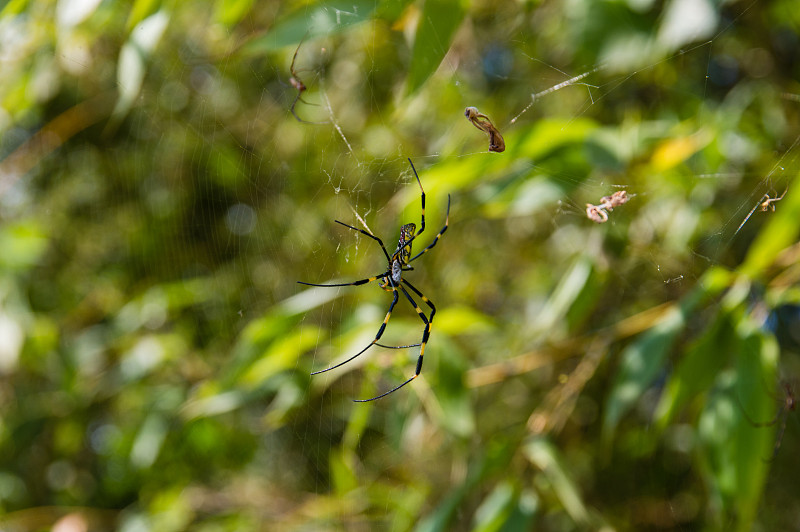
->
[261,1,800,527]
[3,0,800,529]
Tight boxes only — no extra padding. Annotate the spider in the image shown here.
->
[465,106,505,153]
[289,35,326,124]
[298,158,451,402]
[734,186,789,236]
[739,381,796,461]
[759,187,788,211]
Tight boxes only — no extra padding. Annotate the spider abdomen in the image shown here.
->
[397,223,416,265]
[391,260,403,284]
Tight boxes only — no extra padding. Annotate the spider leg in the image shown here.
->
[311,285,399,376]
[290,92,328,125]
[297,272,387,288]
[355,283,433,402]
[407,158,426,237]
[335,220,392,263]
[733,198,763,236]
[391,158,428,257]
[374,342,420,349]
[374,280,435,350]
[409,194,450,262]
[402,279,436,322]
[764,410,790,462]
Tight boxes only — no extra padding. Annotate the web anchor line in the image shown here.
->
[510,66,603,124]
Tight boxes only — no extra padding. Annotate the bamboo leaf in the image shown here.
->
[405,0,465,95]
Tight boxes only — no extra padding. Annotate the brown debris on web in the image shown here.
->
[585,190,630,223]
[465,106,505,153]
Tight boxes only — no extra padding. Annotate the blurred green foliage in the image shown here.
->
[1,0,800,530]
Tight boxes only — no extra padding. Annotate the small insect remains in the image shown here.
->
[465,107,505,153]
[739,381,797,461]
[298,159,450,402]
[585,190,629,223]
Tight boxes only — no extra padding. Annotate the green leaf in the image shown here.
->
[499,490,539,532]
[0,221,48,271]
[602,268,730,445]
[240,0,378,55]
[238,325,322,388]
[731,327,778,530]
[110,10,170,127]
[56,0,103,28]
[126,0,162,31]
[214,0,255,26]
[740,172,800,278]
[0,0,29,17]
[515,117,598,162]
[434,305,494,335]
[523,437,591,527]
[654,277,750,429]
[329,448,359,494]
[416,456,487,532]
[472,482,516,532]
[530,256,593,338]
[654,310,734,429]
[602,305,686,445]
[696,326,778,531]
[405,0,465,95]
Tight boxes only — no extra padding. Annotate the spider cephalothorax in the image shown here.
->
[298,158,450,401]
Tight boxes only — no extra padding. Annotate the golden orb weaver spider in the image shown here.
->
[298,158,451,402]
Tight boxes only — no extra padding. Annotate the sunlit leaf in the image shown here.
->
[110,10,170,126]
[56,0,103,28]
[126,0,162,31]
[329,448,359,494]
[530,256,593,338]
[238,326,322,388]
[649,130,713,172]
[416,456,487,532]
[730,327,778,530]
[602,269,731,444]
[434,305,494,335]
[502,490,539,532]
[602,305,686,444]
[130,414,168,469]
[214,0,254,26]
[0,0,28,16]
[472,481,515,532]
[523,437,592,528]
[656,0,717,50]
[654,277,750,428]
[0,221,48,270]
[405,0,465,95]
[240,0,378,54]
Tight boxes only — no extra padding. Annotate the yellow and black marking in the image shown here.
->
[298,157,450,401]
[396,223,416,265]
[310,285,400,376]
[409,194,450,263]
